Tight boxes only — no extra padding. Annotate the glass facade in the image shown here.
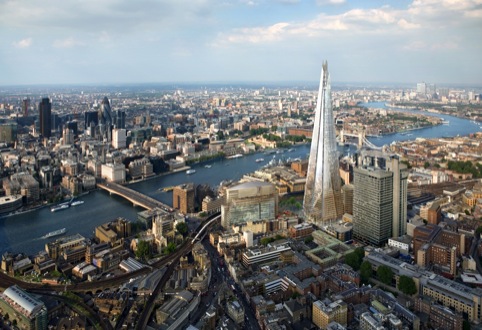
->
[303,62,343,224]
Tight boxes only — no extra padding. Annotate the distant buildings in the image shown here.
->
[303,62,344,224]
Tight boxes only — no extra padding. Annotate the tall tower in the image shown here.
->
[303,62,343,224]
[353,151,408,246]
[98,97,113,141]
[38,97,52,138]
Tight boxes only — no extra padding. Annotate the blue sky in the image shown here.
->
[1,0,481,86]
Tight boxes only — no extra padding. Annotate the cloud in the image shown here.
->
[219,0,481,45]
[13,38,32,48]
[226,22,290,43]
[397,19,420,29]
[316,0,346,5]
[53,37,85,48]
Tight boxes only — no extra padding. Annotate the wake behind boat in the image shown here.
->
[71,200,84,206]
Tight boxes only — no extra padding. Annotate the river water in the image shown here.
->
[1,102,480,255]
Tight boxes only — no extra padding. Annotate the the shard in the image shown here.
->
[303,62,344,224]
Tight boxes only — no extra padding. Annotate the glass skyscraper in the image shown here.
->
[38,97,52,138]
[303,62,343,225]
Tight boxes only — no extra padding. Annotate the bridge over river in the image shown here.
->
[97,181,174,212]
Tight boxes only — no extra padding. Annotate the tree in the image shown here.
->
[424,161,430,169]
[360,261,373,284]
[345,251,362,271]
[176,222,188,236]
[304,236,314,244]
[377,265,393,285]
[345,247,365,271]
[163,242,176,255]
[476,226,482,236]
[354,247,365,260]
[135,240,151,261]
[216,130,225,140]
[260,237,274,246]
[398,275,417,295]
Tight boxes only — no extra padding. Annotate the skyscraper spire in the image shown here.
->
[303,62,343,224]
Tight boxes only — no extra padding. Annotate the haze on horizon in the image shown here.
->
[1,0,481,87]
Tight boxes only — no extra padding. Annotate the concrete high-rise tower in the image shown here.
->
[303,62,343,224]
[352,150,408,246]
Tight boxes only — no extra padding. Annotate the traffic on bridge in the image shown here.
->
[97,181,174,212]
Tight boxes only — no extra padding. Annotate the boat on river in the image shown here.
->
[71,200,84,206]
[255,158,264,163]
[51,204,69,212]
[42,228,67,239]
[227,154,243,159]
[186,169,196,175]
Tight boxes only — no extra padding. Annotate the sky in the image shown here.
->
[1,0,481,86]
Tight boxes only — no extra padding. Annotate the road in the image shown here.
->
[135,213,220,329]
[199,237,260,330]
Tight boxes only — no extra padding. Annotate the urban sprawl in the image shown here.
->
[1,72,482,330]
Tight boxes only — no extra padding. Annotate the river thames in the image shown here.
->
[0,102,480,255]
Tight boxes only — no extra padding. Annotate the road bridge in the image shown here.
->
[97,182,173,212]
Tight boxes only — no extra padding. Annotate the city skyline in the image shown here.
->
[1,0,481,86]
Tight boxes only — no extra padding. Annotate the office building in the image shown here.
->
[341,184,354,215]
[353,167,393,246]
[112,128,127,149]
[113,109,126,129]
[312,299,347,329]
[359,312,384,330]
[0,123,18,143]
[38,97,51,138]
[0,285,48,330]
[227,300,244,324]
[221,181,278,229]
[22,98,30,117]
[98,96,113,141]
[173,183,195,214]
[353,152,408,246]
[242,241,291,267]
[303,62,343,224]
[101,163,126,183]
[84,111,98,130]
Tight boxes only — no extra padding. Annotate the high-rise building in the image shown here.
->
[221,181,278,229]
[99,97,113,141]
[113,110,126,129]
[173,183,196,214]
[303,62,343,224]
[0,123,17,143]
[353,151,408,246]
[38,97,51,138]
[112,128,127,149]
[22,97,30,117]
